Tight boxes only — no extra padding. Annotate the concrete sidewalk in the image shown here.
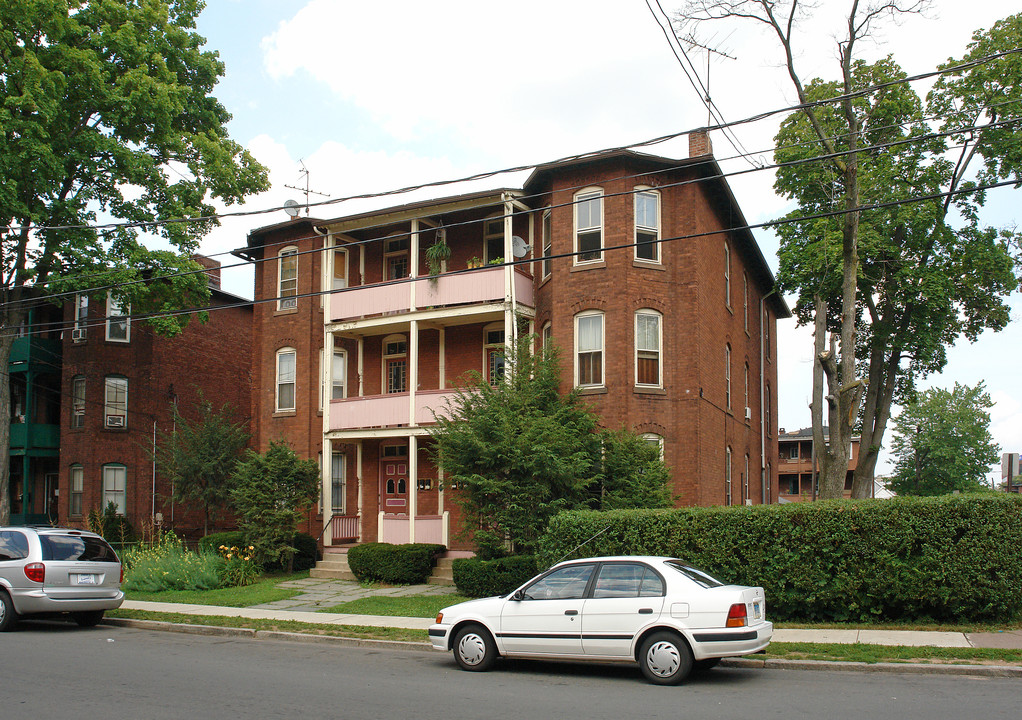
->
[119,601,1022,650]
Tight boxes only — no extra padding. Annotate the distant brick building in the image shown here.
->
[55,259,252,535]
[237,134,790,550]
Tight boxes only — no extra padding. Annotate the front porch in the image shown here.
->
[323,510,450,545]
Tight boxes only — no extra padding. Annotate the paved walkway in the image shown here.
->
[118,578,1022,650]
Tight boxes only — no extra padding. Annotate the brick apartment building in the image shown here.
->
[237,133,790,550]
[777,427,862,501]
[51,259,253,533]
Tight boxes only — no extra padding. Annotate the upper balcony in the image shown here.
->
[329,388,462,433]
[10,422,60,454]
[329,266,534,326]
[9,336,61,373]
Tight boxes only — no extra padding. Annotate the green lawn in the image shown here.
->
[317,594,471,618]
[763,642,1022,665]
[124,573,306,607]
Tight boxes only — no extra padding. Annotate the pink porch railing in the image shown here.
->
[329,388,461,431]
[329,514,360,542]
[379,514,446,544]
[330,266,534,322]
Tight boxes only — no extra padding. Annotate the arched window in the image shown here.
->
[574,188,603,264]
[276,348,296,411]
[642,433,664,460]
[278,247,298,310]
[575,311,604,387]
[104,375,128,429]
[634,187,660,262]
[725,344,732,410]
[635,310,662,387]
[383,335,408,394]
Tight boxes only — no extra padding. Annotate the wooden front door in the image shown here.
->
[379,445,408,513]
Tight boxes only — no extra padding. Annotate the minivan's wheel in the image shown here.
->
[453,624,497,672]
[639,631,693,685]
[0,591,19,632]
[72,610,105,627]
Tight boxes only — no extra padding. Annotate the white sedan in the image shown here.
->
[429,556,771,685]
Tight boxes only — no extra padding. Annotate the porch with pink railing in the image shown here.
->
[329,265,534,322]
[328,388,460,431]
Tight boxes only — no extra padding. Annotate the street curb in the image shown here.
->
[722,657,1022,678]
[104,619,1022,678]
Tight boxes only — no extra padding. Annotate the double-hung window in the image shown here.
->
[106,292,130,342]
[724,242,732,308]
[73,294,88,341]
[542,209,552,278]
[575,312,604,387]
[725,344,732,410]
[383,336,407,394]
[635,311,662,387]
[276,348,296,411]
[104,376,127,428]
[102,464,126,515]
[70,465,84,516]
[278,248,298,309]
[574,189,603,263]
[484,217,504,264]
[71,376,86,428]
[484,326,506,385]
[635,189,660,262]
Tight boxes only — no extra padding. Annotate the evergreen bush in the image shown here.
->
[453,555,540,597]
[347,543,446,584]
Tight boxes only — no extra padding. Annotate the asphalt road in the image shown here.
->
[2,620,1018,720]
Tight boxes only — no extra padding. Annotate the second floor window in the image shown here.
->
[332,350,346,400]
[106,293,130,342]
[278,248,298,309]
[576,312,604,387]
[385,237,409,280]
[574,190,603,263]
[104,376,127,428]
[484,326,506,385]
[635,189,660,262]
[542,209,552,278]
[71,376,86,428]
[484,217,504,264]
[724,242,732,308]
[384,336,407,394]
[73,294,88,341]
[276,348,296,411]
[635,311,661,387]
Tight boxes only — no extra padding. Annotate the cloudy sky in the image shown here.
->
[191,0,1020,482]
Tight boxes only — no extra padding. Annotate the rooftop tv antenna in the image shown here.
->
[284,160,330,215]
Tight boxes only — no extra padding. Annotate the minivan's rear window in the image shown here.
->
[40,535,119,563]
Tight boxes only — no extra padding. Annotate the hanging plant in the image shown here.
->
[425,227,451,283]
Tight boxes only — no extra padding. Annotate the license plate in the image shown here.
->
[753,601,762,618]
[76,574,97,585]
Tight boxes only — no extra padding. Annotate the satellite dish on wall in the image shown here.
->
[284,199,301,218]
[511,236,530,258]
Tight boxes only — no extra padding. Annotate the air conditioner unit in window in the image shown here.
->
[106,415,125,428]
[745,406,752,421]
[280,297,298,310]
[71,328,87,342]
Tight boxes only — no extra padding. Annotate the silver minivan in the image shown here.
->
[0,526,124,630]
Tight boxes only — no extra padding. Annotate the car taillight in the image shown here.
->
[726,603,748,628]
[24,562,45,583]
[120,565,124,584]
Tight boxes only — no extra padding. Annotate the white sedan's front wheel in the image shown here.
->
[453,624,498,672]
[639,631,693,685]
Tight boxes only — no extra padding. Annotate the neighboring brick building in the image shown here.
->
[56,259,252,535]
[777,427,862,501]
[238,133,790,550]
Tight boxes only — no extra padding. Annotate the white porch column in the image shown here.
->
[357,337,364,397]
[409,318,419,426]
[410,219,419,311]
[409,434,418,544]
[356,440,364,542]
[503,194,515,350]
[322,437,332,545]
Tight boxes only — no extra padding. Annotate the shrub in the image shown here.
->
[347,543,446,584]
[122,532,222,592]
[453,555,539,597]
[538,494,1022,622]
[263,533,321,572]
[198,531,246,555]
[215,544,260,587]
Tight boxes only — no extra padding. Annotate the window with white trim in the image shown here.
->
[744,453,751,504]
[70,465,84,517]
[725,344,732,410]
[331,452,345,512]
[575,312,604,387]
[383,335,407,394]
[332,350,346,400]
[104,376,127,428]
[642,433,664,460]
[484,216,504,264]
[384,236,410,280]
[332,246,348,290]
[744,362,750,418]
[276,348,296,411]
[105,292,130,342]
[102,464,126,515]
[542,209,552,278]
[71,376,86,428]
[724,241,731,307]
[484,324,506,385]
[73,294,88,341]
[574,189,603,263]
[635,310,662,387]
[743,273,749,332]
[542,321,552,350]
[725,446,733,506]
[635,189,660,262]
[278,247,298,309]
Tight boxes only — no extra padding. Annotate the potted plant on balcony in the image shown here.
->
[467,256,483,269]
[425,230,451,285]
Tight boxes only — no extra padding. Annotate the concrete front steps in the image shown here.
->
[310,547,458,586]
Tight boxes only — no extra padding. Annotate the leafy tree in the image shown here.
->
[887,382,999,496]
[429,341,672,554]
[154,397,250,535]
[231,441,320,573]
[0,0,269,524]
[677,2,1021,497]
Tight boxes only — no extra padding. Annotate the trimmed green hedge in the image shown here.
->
[347,543,446,584]
[198,531,246,555]
[538,494,1022,622]
[453,555,540,597]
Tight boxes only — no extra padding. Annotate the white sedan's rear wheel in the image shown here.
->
[453,624,497,672]
[639,631,693,685]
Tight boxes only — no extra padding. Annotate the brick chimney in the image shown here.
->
[689,128,713,157]
[192,254,221,289]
